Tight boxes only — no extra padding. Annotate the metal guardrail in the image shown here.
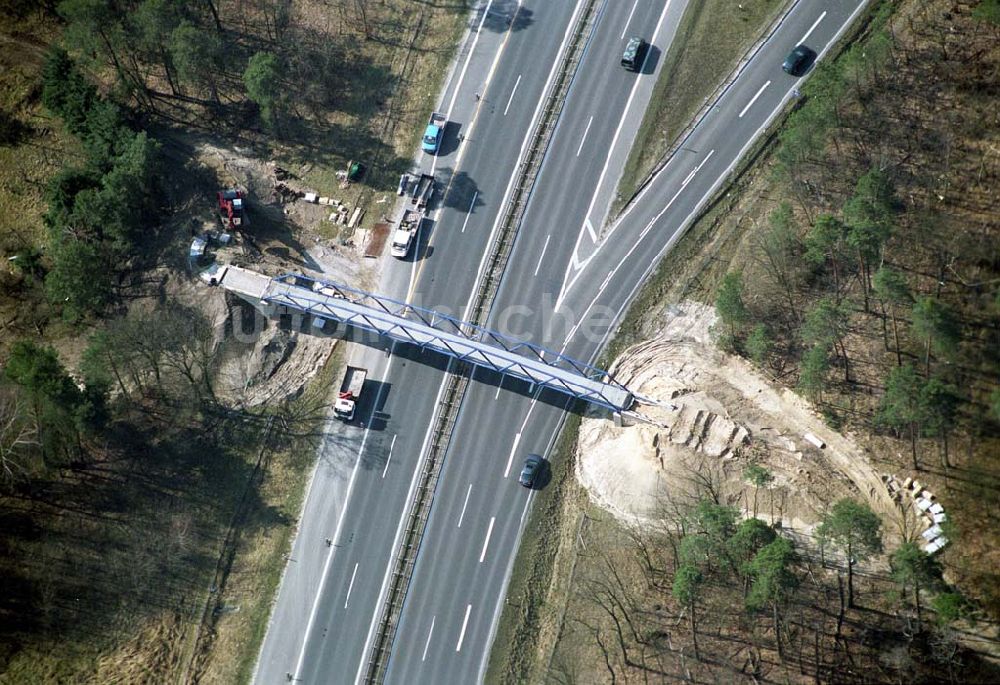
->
[362,0,602,680]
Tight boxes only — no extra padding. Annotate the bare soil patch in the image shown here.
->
[578,302,889,533]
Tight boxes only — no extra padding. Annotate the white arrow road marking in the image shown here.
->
[557,149,714,311]
[554,0,675,310]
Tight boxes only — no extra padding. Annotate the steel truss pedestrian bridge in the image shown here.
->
[203,264,634,412]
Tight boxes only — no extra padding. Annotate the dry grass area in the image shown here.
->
[0,11,82,354]
[185,349,341,685]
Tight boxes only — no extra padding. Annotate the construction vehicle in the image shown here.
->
[421,112,447,154]
[390,208,424,259]
[334,366,367,421]
[218,189,246,229]
[410,173,435,209]
[397,173,435,209]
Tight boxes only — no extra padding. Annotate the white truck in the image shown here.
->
[334,365,367,421]
[390,208,424,259]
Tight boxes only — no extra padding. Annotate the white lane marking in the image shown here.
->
[621,0,640,39]
[576,115,594,156]
[599,270,614,293]
[481,4,873,680]
[292,356,394,682]
[344,563,359,608]
[494,376,504,399]
[584,218,598,242]
[560,147,715,312]
[405,0,519,304]
[419,0,553,309]
[479,517,496,563]
[504,431,522,478]
[799,10,827,45]
[566,149,716,345]
[477,481,534,683]
[445,1,494,115]
[503,74,522,116]
[411,0,499,295]
[739,80,771,118]
[456,604,472,651]
[534,234,552,276]
[458,484,473,528]
[381,434,397,479]
[460,191,479,234]
[421,616,436,661]
[555,0,675,311]
[353,358,455,684]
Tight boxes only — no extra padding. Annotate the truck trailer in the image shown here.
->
[335,366,367,421]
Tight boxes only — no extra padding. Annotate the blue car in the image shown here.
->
[422,112,447,154]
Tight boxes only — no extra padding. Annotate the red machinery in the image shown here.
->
[217,189,245,229]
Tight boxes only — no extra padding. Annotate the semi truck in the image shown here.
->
[335,365,367,421]
[422,112,447,154]
[390,208,424,258]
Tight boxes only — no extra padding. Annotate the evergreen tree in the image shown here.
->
[817,498,882,607]
[746,323,773,368]
[879,364,925,469]
[890,541,941,622]
[911,296,960,374]
[746,537,799,658]
[872,266,910,366]
[798,343,830,400]
[244,51,282,126]
[716,272,749,339]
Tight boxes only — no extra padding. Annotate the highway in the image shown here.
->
[254,0,871,682]
[254,1,591,682]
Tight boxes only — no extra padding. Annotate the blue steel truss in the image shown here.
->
[260,273,633,411]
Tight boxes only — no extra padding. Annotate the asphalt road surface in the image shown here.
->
[254,0,871,682]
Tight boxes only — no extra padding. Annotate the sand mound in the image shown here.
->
[576,301,893,529]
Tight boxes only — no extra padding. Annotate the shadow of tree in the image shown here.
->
[482,1,534,33]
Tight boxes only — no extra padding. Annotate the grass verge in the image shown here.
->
[187,345,344,684]
[485,410,586,684]
[485,2,900,679]
[614,0,785,216]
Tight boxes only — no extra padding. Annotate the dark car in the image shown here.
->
[782,44,815,76]
[519,454,544,488]
[621,37,647,72]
